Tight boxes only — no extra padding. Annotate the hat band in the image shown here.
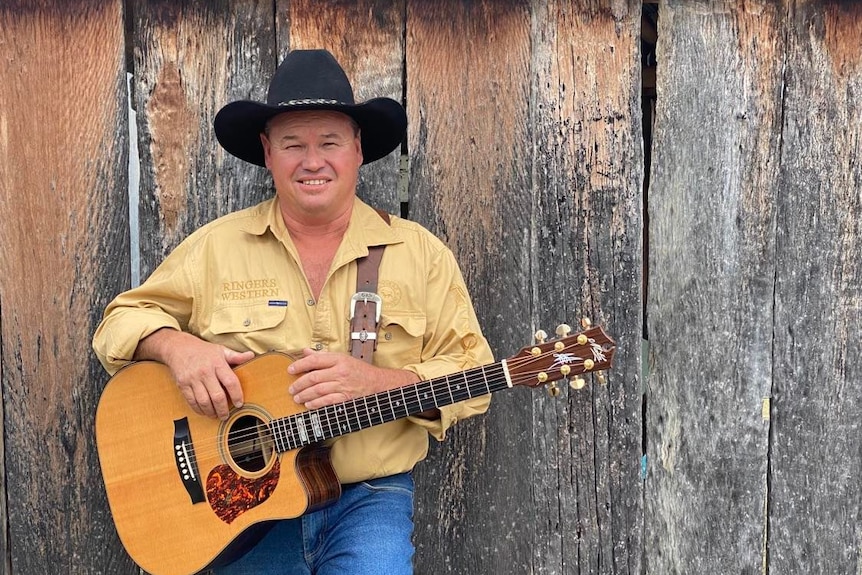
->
[277,98,343,107]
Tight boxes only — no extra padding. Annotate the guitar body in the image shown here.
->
[96,326,617,575]
[95,352,340,575]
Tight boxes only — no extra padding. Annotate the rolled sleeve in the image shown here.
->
[401,255,494,440]
[92,245,194,374]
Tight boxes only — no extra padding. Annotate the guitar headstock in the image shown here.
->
[504,321,616,395]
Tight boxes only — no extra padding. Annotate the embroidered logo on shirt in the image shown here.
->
[378,280,402,306]
[221,278,279,301]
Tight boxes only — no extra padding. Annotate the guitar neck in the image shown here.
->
[267,362,511,453]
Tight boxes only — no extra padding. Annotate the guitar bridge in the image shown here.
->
[174,417,205,504]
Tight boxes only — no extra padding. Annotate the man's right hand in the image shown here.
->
[134,328,255,420]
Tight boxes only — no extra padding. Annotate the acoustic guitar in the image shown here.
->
[95,324,615,575]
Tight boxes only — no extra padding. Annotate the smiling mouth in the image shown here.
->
[301,179,328,186]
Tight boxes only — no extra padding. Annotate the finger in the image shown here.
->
[224,348,255,366]
[288,348,329,375]
[190,381,218,418]
[179,386,206,417]
[215,363,245,411]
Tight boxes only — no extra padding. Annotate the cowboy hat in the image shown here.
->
[214,49,406,167]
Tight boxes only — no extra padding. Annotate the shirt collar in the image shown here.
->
[240,196,403,254]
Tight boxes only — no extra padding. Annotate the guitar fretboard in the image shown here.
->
[267,362,510,452]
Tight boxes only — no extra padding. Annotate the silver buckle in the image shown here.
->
[349,291,382,323]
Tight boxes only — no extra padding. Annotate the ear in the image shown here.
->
[355,128,364,164]
[260,132,273,169]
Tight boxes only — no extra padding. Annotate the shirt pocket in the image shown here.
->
[205,304,289,352]
[377,313,426,368]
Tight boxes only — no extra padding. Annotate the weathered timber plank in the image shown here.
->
[0,303,8,575]
[133,0,277,277]
[278,0,405,213]
[0,1,131,573]
[768,3,862,573]
[405,1,535,573]
[645,1,785,573]
[530,1,644,573]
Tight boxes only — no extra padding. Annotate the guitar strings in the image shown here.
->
[176,352,597,463]
[181,354,593,461]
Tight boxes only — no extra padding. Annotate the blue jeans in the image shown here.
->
[213,472,415,575]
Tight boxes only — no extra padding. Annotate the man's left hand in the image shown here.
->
[287,348,420,410]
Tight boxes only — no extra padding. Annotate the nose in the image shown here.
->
[300,146,325,170]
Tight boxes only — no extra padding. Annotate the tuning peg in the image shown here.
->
[596,372,607,385]
[555,323,572,338]
[548,382,561,397]
[580,317,592,329]
[569,377,586,390]
[534,329,548,344]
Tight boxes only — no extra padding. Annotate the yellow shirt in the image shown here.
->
[92,197,493,483]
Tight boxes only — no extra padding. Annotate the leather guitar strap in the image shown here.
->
[349,210,390,364]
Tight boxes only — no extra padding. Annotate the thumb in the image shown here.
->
[223,347,255,366]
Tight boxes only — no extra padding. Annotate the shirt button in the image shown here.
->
[243,318,251,327]
[384,332,392,341]
[314,343,323,351]
[307,299,315,306]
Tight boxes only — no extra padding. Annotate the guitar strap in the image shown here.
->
[349,209,390,364]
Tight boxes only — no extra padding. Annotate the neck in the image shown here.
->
[280,203,353,241]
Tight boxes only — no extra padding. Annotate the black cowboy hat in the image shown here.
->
[214,49,406,167]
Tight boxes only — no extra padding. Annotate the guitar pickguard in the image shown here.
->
[205,459,281,524]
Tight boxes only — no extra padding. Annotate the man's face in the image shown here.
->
[261,110,363,224]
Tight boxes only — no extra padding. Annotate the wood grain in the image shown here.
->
[768,2,862,572]
[406,1,535,572]
[0,1,131,572]
[645,1,785,572]
[408,1,643,573]
[133,0,277,278]
[530,2,643,573]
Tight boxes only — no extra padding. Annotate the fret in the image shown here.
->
[347,398,361,434]
[415,379,438,412]
[268,360,513,449]
[480,364,492,395]
[361,396,373,429]
[334,403,351,436]
[280,417,293,451]
[386,389,398,421]
[369,393,384,426]
[451,371,471,403]
[393,387,409,419]
[268,421,284,452]
[442,374,455,406]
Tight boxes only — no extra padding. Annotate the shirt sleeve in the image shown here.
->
[91,244,195,374]
[400,246,494,440]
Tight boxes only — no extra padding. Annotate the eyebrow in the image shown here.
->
[277,132,346,142]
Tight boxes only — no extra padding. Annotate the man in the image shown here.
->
[92,49,492,574]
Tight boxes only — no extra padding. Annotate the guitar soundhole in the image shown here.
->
[227,414,275,473]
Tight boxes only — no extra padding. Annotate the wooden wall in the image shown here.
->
[0,1,858,575]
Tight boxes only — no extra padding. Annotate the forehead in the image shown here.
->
[266,110,356,136]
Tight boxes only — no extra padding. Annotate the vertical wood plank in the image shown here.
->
[0,308,8,575]
[408,1,643,573]
[768,2,862,572]
[406,1,536,572]
[530,1,643,573]
[645,1,785,572]
[133,0,277,277]
[0,1,132,573]
[277,0,406,213]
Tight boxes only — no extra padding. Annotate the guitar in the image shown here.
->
[95,324,615,575]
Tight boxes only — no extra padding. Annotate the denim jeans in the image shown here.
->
[213,472,415,575]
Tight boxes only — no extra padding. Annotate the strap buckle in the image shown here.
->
[349,291,383,323]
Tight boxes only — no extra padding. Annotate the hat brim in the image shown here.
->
[214,98,406,167]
